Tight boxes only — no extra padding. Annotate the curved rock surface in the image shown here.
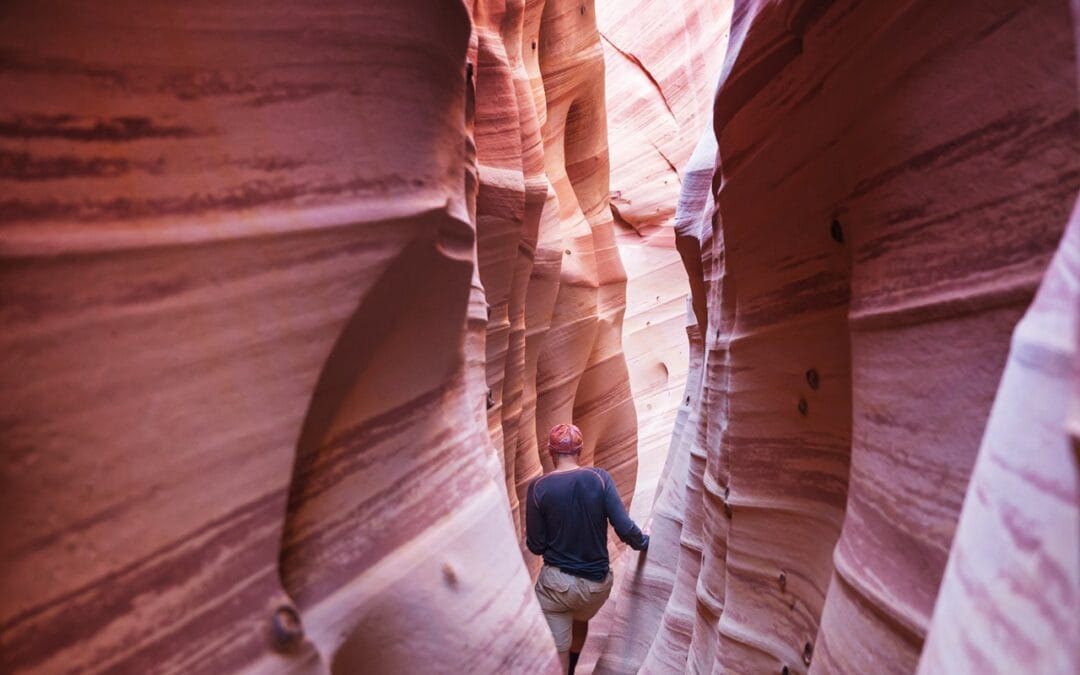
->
[0,1,565,672]
[918,183,1080,675]
[0,0,642,672]
[598,0,1080,673]
[471,0,645,571]
[601,0,732,520]
[574,5,731,671]
[2,0,1077,673]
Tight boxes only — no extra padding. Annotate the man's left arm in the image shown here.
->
[601,471,649,551]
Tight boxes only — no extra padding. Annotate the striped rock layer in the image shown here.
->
[571,5,733,672]
[597,0,1080,673]
[2,0,1078,673]
[470,0,644,571]
[600,0,732,520]
[0,0,637,673]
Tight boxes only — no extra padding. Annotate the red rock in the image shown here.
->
[599,0,1080,673]
[0,2,558,672]
[918,198,1080,674]
[2,0,1076,672]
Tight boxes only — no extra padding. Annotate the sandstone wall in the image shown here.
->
[3,0,1077,673]
[600,0,732,521]
[0,1,570,672]
[0,0,650,671]
[471,0,644,572]
[598,0,1080,673]
[574,4,733,671]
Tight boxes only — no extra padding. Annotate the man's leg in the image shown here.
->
[535,567,575,671]
[569,620,588,673]
[566,571,613,673]
[571,619,588,651]
[539,606,573,672]
[541,611,572,673]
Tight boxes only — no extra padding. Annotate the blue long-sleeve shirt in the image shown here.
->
[525,467,649,581]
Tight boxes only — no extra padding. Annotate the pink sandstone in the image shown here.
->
[1,0,1077,673]
[597,0,1080,673]
[0,2,559,672]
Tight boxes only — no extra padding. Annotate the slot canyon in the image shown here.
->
[0,0,1077,673]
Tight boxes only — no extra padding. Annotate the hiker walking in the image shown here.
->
[526,423,650,674]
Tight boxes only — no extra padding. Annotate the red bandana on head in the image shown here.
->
[548,423,583,454]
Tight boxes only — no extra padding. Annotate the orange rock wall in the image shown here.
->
[574,4,733,671]
[472,0,643,570]
[1,0,649,671]
[919,190,1080,675]
[601,0,732,519]
[0,0,635,671]
[3,0,1077,673]
[598,0,1080,673]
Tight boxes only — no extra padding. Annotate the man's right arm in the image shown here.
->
[601,471,649,551]
[525,479,547,555]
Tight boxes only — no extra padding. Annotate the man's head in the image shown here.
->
[548,423,583,457]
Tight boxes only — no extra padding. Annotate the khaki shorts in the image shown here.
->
[534,565,614,652]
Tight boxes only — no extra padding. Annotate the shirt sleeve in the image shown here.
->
[525,479,547,555]
[601,470,649,551]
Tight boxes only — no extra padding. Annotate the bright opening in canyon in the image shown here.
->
[1,1,1078,674]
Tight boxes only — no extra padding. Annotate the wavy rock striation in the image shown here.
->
[0,0,644,672]
[2,0,1077,673]
[600,0,732,520]
[599,0,1080,673]
[0,0,578,672]
[471,0,645,570]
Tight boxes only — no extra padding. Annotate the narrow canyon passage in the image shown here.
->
[0,1,1077,675]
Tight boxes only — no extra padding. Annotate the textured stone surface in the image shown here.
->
[918,196,1080,675]
[530,0,638,505]
[0,0,648,671]
[0,2,562,673]
[472,0,645,572]
[3,0,1077,672]
[598,0,1080,673]
[576,5,731,671]
[601,0,732,520]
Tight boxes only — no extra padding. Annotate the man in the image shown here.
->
[526,423,650,674]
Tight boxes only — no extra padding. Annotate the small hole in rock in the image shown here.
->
[442,562,458,586]
[270,605,304,650]
[830,219,844,243]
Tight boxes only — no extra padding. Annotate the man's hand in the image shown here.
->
[629,533,649,553]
